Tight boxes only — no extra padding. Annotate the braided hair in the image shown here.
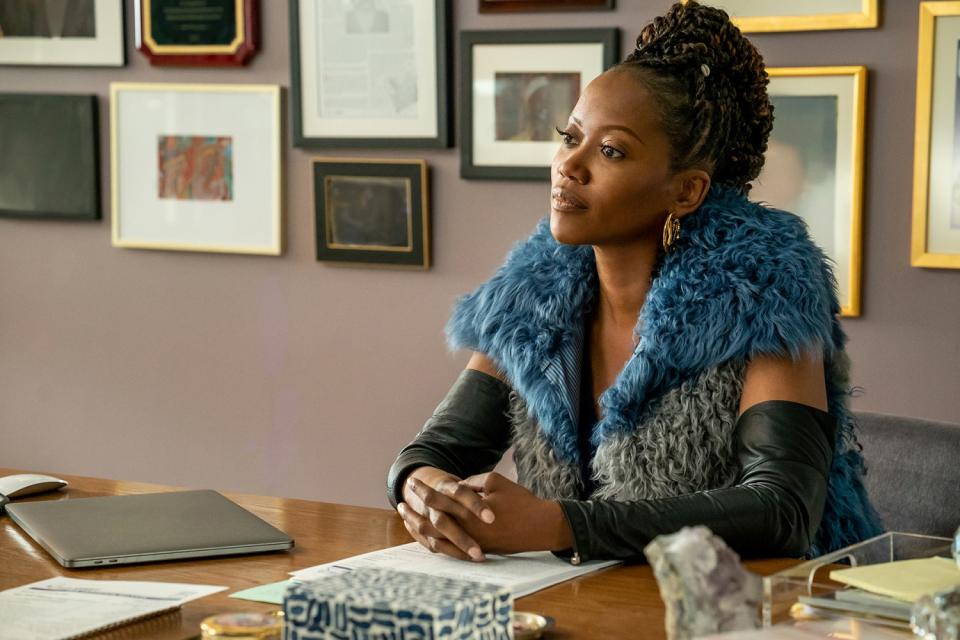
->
[618,1,773,194]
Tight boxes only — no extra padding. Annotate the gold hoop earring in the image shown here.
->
[662,210,681,251]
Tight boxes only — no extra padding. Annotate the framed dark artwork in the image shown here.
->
[0,93,100,220]
[111,82,282,255]
[479,0,614,12]
[135,0,258,66]
[290,0,450,148]
[0,0,124,66]
[460,28,619,180]
[313,158,430,269]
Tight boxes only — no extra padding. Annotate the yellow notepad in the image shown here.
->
[829,557,960,603]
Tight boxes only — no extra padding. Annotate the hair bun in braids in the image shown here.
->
[619,1,773,194]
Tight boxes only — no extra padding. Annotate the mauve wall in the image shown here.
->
[1,1,957,508]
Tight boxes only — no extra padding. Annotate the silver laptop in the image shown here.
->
[6,490,294,568]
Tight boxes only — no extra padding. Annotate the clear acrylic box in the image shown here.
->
[762,532,954,628]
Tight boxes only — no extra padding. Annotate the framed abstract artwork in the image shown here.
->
[460,28,619,180]
[751,66,867,316]
[110,83,282,255]
[313,158,429,269]
[135,0,259,66]
[912,2,960,269]
[478,0,614,12]
[682,0,878,33]
[0,0,125,66]
[0,93,100,220]
[290,0,449,148]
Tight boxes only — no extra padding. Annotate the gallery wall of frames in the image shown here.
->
[1,0,958,506]
[4,1,955,280]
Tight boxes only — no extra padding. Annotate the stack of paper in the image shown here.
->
[291,542,619,598]
[0,577,225,640]
[829,557,960,602]
[231,542,619,605]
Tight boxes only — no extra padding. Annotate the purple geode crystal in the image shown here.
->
[644,526,762,640]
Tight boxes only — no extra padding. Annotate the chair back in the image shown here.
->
[855,411,960,538]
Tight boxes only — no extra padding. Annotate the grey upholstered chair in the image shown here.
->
[855,411,960,538]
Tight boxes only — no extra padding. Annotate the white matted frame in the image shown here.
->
[110,82,282,255]
[460,28,618,180]
[682,0,877,33]
[751,66,866,316]
[0,0,125,66]
[912,2,960,269]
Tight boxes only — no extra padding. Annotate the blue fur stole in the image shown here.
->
[446,185,883,556]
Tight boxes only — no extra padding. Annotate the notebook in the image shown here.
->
[5,490,294,568]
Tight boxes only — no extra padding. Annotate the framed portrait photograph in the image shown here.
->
[912,2,960,269]
[460,28,619,180]
[750,66,867,316]
[478,0,613,12]
[313,158,429,269]
[683,0,877,33]
[110,83,282,255]
[290,0,449,148]
[0,93,100,220]
[0,0,125,66]
[135,0,259,66]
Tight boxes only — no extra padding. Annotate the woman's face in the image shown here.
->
[550,69,679,247]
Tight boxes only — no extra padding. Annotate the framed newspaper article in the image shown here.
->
[290,0,449,148]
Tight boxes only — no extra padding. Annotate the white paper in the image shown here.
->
[290,542,618,598]
[0,577,226,640]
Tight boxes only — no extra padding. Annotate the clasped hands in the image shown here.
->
[396,468,572,562]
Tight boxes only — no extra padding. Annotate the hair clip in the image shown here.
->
[700,63,711,77]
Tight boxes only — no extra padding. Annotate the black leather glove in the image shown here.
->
[386,369,513,507]
[556,400,836,562]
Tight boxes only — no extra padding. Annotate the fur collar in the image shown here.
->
[447,186,838,460]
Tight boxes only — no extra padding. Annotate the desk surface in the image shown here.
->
[1,469,795,639]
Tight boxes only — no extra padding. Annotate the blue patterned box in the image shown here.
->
[283,567,513,640]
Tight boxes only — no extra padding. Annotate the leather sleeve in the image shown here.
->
[556,400,836,562]
[386,369,513,508]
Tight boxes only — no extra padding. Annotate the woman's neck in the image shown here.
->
[592,236,659,333]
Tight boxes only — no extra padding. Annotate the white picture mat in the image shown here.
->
[114,87,279,252]
[706,0,863,18]
[757,75,856,309]
[0,0,123,66]
[297,0,439,138]
[927,14,960,254]
[472,42,604,167]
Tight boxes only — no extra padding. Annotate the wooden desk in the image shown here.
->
[1,469,795,639]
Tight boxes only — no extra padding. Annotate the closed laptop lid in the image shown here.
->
[6,490,294,568]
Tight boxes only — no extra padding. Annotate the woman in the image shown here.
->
[387,1,882,564]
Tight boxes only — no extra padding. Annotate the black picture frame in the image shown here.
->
[0,93,100,220]
[479,0,614,12]
[290,0,450,148]
[0,0,126,67]
[460,28,619,180]
[313,159,430,269]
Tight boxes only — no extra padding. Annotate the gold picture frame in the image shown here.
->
[110,82,282,255]
[911,2,960,269]
[751,66,867,316]
[682,0,877,33]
